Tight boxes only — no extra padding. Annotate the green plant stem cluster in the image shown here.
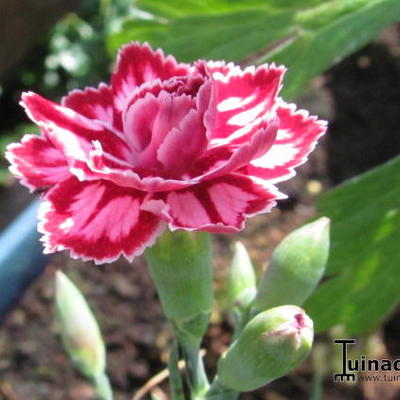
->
[145,219,330,400]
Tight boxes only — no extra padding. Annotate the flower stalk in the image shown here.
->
[205,378,238,400]
[93,372,113,400]
[168,340,185,400]
[181,342,209,398]
[146,230,213,399]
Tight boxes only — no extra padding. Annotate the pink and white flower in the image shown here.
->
[6,42,326,264]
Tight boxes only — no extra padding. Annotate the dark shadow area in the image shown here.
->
[326,37,400,183]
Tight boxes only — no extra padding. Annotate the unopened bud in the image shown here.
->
[225,242,256,310]
[55,271,106,379]
[217,305,313,392]
[253,217,330,313]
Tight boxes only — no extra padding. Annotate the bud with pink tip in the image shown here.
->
[217,305,313,392]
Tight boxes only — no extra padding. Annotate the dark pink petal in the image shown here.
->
[157,109,207,176]
[202,61,285,141]
[5,134,70,192]
[124,91,196,170]
[84,118,276,192]
[196,80,212,119]
[73,137,190,192]
[117,73,204,133]
[21,92,131,164]
[151,92,195,146]
[188,118,278,180]
[123,92,160,154]
[85,147,193,192]
[124,74,205,112]
[111,42,191,113]
[243,102,327,183]
[38,176,165,264]
[118,78,177,134]
[155,174,284,233]
[62,83,115,126]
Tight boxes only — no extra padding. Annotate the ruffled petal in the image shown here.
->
[124,74,205,113]
[21,92,132,165]
[85,146,193,191]
[152,174,284,233]
[122,92,159,155]
[38,176,165,264]
[5,134,70,192]
[123,90,195,169]
[201,61,285,143]
[157,109,207,176]
[81,118,276,192]
[189,118,278,181]
[111,42,191,113]
[62,83,115,127]
[242,102,327,184]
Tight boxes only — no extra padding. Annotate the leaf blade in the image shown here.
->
[305,155,400,334]
[107,0,400,98]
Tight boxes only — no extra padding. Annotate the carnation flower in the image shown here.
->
[6,42,326,264]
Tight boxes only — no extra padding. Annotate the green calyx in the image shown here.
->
[146,231,214,398]
[146,230,213,343]
[217,305,314,392]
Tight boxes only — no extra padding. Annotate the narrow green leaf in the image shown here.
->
[108,9,295,64]
[270,0,400,98]
[130,0,327,18]
[305,155,400,334]
[107,0,400,99]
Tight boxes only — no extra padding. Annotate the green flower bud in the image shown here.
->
[217,305,313,392]
[55,271,106,379]
[146,231,213,344]
[253,217,330,313]
[225,242,257,310]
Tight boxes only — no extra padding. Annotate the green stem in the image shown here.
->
[180,341,209,399]
[310,370,323,400]
[168,341,185,400]
[205,377,239,400]
[145,231,213,399]
[93,372,113,400]
[231,306,251,342]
